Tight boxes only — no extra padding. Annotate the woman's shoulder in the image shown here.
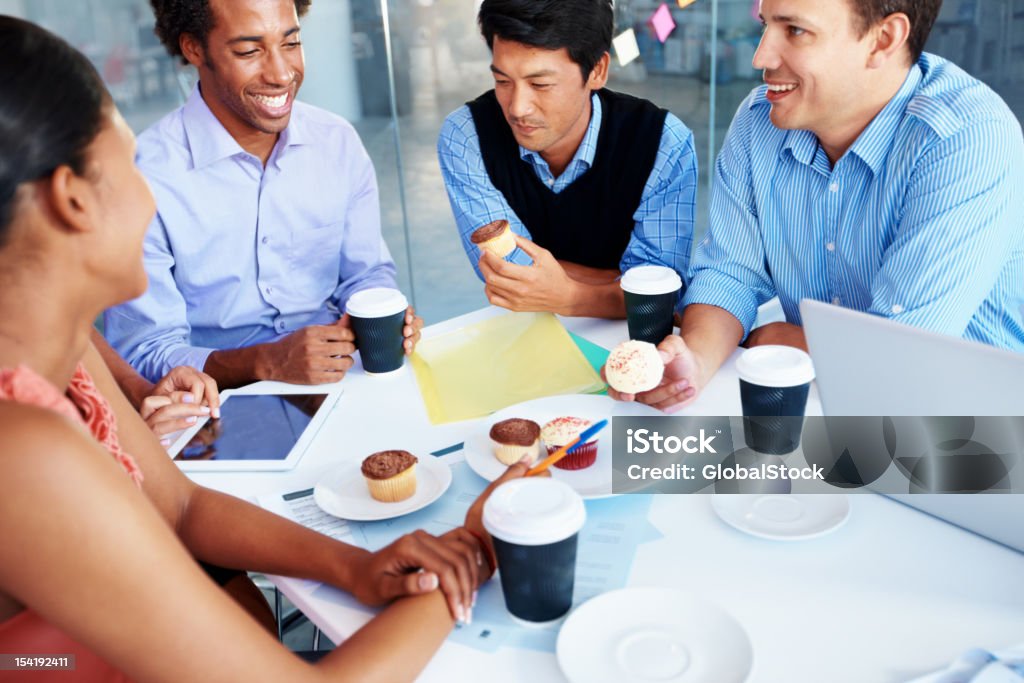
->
[0,401,96,463]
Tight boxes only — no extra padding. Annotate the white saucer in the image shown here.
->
[314,456,452,521]
[556,588,753,683]
[464,394,660,500]
[711,493,851,540]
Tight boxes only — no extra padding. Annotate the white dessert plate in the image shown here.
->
[314,456,453,521]
[464,394,660,499]
[710,493,851,541]
[557,588,753,683]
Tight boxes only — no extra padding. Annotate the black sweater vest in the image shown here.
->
[468,88,667,270]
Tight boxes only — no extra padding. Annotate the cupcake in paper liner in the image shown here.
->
[541,416,597,470]
[470,219,516,259]
[361,450,418,502]
[605,340,665,394]
[489,418,542,465]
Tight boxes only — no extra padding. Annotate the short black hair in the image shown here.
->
[847,0,942,63]
[0,15,110,241]
[149,0,313,65]
[478,0,613,83]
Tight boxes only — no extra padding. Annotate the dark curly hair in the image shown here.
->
[150,0,313,64]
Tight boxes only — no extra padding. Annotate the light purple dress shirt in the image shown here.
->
[105,85,397,381]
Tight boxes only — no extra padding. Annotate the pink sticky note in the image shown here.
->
[649,3,677,44]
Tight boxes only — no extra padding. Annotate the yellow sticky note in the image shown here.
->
[677,0,697,8]
[612,28,641,67]
[410,312,605,425]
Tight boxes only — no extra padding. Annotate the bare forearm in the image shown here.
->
[90,329,154,409]
[565,279,626,319]
[177,486,366,591]
[203,345,267,388]
[679,304,745,386]
[559,261,621,286]
[318,591,453,683]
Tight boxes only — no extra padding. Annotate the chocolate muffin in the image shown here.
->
[489,418,542,465]
[470,219,516,258]
[361,450,418,502]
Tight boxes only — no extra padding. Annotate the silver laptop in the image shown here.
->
[801,299,1024,553]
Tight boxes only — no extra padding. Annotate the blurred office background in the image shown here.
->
[4,0,1023,323]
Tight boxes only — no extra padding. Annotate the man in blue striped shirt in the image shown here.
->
[613,0,1024,412]
[437,0,697,319]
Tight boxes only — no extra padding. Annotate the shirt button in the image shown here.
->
[265,286,273,295]
[825,242,835,251]
[262,236,269,245]
[829,182,839,192]
[546,178,554,186]
[891,304,904,314]
[832,297,841,305]
[275,321,285,332]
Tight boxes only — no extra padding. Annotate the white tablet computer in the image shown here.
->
[167,387,343,472]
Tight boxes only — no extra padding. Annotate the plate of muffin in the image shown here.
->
[314,449,453,521]
[464,394,660,499]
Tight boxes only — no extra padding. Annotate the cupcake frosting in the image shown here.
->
[490,418,541,446]
[541,417,594,447]
[605,340,665,393]
[470,219,509,244]
[361,450,417,479]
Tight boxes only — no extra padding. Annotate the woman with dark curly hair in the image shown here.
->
[0,16,522,681]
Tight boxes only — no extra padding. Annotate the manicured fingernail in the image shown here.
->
[457,604,466,623]
[211,408,221,418]
[199,406,211,414]
[182,394,195,404]
[160,438,171,447]
[472,590,478,608]
[418,573,438,591]
[186,416,197,424]
[466,608,473,625]
[674,382,688,391]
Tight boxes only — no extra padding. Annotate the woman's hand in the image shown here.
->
[139,367,220,443]
[345,529,482,624]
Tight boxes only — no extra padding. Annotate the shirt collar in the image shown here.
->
[777,65,922,175]
[182,83,310,169]
[519,91,602,171]
[846,64,922,174]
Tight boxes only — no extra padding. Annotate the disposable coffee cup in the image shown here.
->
[735,345,815,455]
[345,287,408,375]
[483,478,586,624]
[620,265,683,344]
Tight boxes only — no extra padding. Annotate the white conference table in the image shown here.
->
[189,307,1024,683]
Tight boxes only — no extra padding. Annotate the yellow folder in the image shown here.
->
[411,312,606,424]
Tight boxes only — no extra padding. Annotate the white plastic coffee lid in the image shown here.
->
[483,478,586,546]
[620,265,683,295]
[345,287,408,318]
[735,345,815,388]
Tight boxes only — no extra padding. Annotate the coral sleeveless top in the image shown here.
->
[0,363,142,682]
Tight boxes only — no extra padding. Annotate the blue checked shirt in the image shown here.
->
[104,86,398,381]
[437,92,697,280]
[684,54,1024,350]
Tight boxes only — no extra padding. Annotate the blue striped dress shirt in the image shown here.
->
[437,92,697,280]
[104,86,398,381]
[684,54,1024,350]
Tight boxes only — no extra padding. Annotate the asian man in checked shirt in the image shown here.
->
[612,0,1024,412]
[438,0,698,319]
[105,0,424,387]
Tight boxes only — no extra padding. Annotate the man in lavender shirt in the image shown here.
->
[105,0,423,387]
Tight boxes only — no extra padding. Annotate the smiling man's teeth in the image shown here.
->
[767,83,797,92]
[255,94,288,108]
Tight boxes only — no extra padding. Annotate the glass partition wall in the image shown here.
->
[6,0,1023,324]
